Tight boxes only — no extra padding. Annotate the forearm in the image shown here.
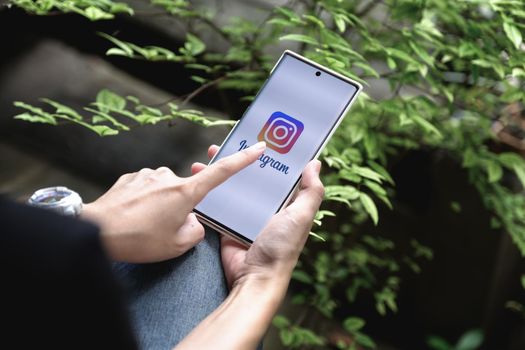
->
[174,274,290,350]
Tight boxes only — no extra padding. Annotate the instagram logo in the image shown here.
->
[258,111,304,154]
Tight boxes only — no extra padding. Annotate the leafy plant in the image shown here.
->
[9,0,133,20]
[7,0,525,348]
[428,329,484,350]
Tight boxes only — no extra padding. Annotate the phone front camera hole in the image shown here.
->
[315,71,321,77]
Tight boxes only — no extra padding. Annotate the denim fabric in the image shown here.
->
[113,227,228,350]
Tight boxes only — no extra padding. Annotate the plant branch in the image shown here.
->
[150,74,228,108]
[199,15,231,43]
[356,0,383,17]
[181,75,228,107]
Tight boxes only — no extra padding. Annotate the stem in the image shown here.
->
[150,74,229,108]
[199,16,231,43]
[294,305,311,327]
[180,75,227,107]
[356,0,383,17]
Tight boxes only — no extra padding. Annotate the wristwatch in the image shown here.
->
[28,186,83,217]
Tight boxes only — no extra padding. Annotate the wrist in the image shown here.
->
[80,203,121,260]
[229,265,293,322]
[80,202,101,225]
[235,251,298,293]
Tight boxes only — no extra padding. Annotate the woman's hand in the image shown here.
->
[191,145,324,288]
[82,141,266,263]
[179,145,324,350]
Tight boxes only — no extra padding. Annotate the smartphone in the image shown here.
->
[194,50,362,245]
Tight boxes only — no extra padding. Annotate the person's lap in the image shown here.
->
[113,227,228,349]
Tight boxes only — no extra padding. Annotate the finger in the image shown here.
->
[175,213,205,250]
[189,141,266,201]
[130,168,154,182]
[137,168,154,175]
[113,172,134,186]
[208,144,220,160]
[285,160,324,217]
[189,145,218,175]
[155,166,174,175]
[220,233,248,252]
[191,162,207,175]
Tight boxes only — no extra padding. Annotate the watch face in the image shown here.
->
[29,187,83,216]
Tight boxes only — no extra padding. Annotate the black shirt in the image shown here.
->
[0,196,138,349]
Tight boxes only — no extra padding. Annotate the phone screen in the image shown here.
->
[195,52,360,242]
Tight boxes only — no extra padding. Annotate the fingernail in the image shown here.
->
[314,160,322,173]
[253,141,266,150]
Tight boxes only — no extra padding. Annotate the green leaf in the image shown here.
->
[184,33,206,56]
[343,317,365,332]
[85,107,130,130]
[450,201,462,213]
[386,56,397,70]
[456,329,483,350]
[521,275,525,290]
[512,164,525,189]
[463,148,477,168]
[280,328,294,346]
[41,98,83,120]
[359,192,379,225]
[334,14,346,33]
[368,161,394,184]
[292,270,313,284]
[71,120,119,136]
[354,331,376,348]
[309,231,326,241]
[486,160,503,183]
[13,101,57,124]
[413,115,442,138]
[472,59,492,68]
[96,89,126,112]
[503,21,522,50]
[14,112,57,125]
[106,48,133,57]
[99,33,133,56]
[303,14,325,28]
[84,6,113,21]
[88,124,120,136]
[409,41,434,66]
[353,165,384,183]
[279,34,318,45]
[386,48,420,66]
[325,185,360,207]
[173,112,236,127]
[427,336,452,350]
[272,315,290,328]
[268,18,293,27]
[110,2,134,15]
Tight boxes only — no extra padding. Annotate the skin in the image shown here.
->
[82,141,324,350]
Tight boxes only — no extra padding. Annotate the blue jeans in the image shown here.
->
[113,227,228,349]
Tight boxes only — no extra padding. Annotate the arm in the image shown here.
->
[177,156,324,350]
[175,276,287,350]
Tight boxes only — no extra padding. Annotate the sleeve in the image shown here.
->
[0,196,139,350]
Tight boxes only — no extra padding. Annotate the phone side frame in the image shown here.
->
[193,50,363,246]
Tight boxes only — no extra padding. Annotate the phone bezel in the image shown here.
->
[193,50,363,246]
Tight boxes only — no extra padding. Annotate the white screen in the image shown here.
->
[195,54,359,242]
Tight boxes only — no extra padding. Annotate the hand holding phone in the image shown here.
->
[191,145,324,289]
[194,50,362,244]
